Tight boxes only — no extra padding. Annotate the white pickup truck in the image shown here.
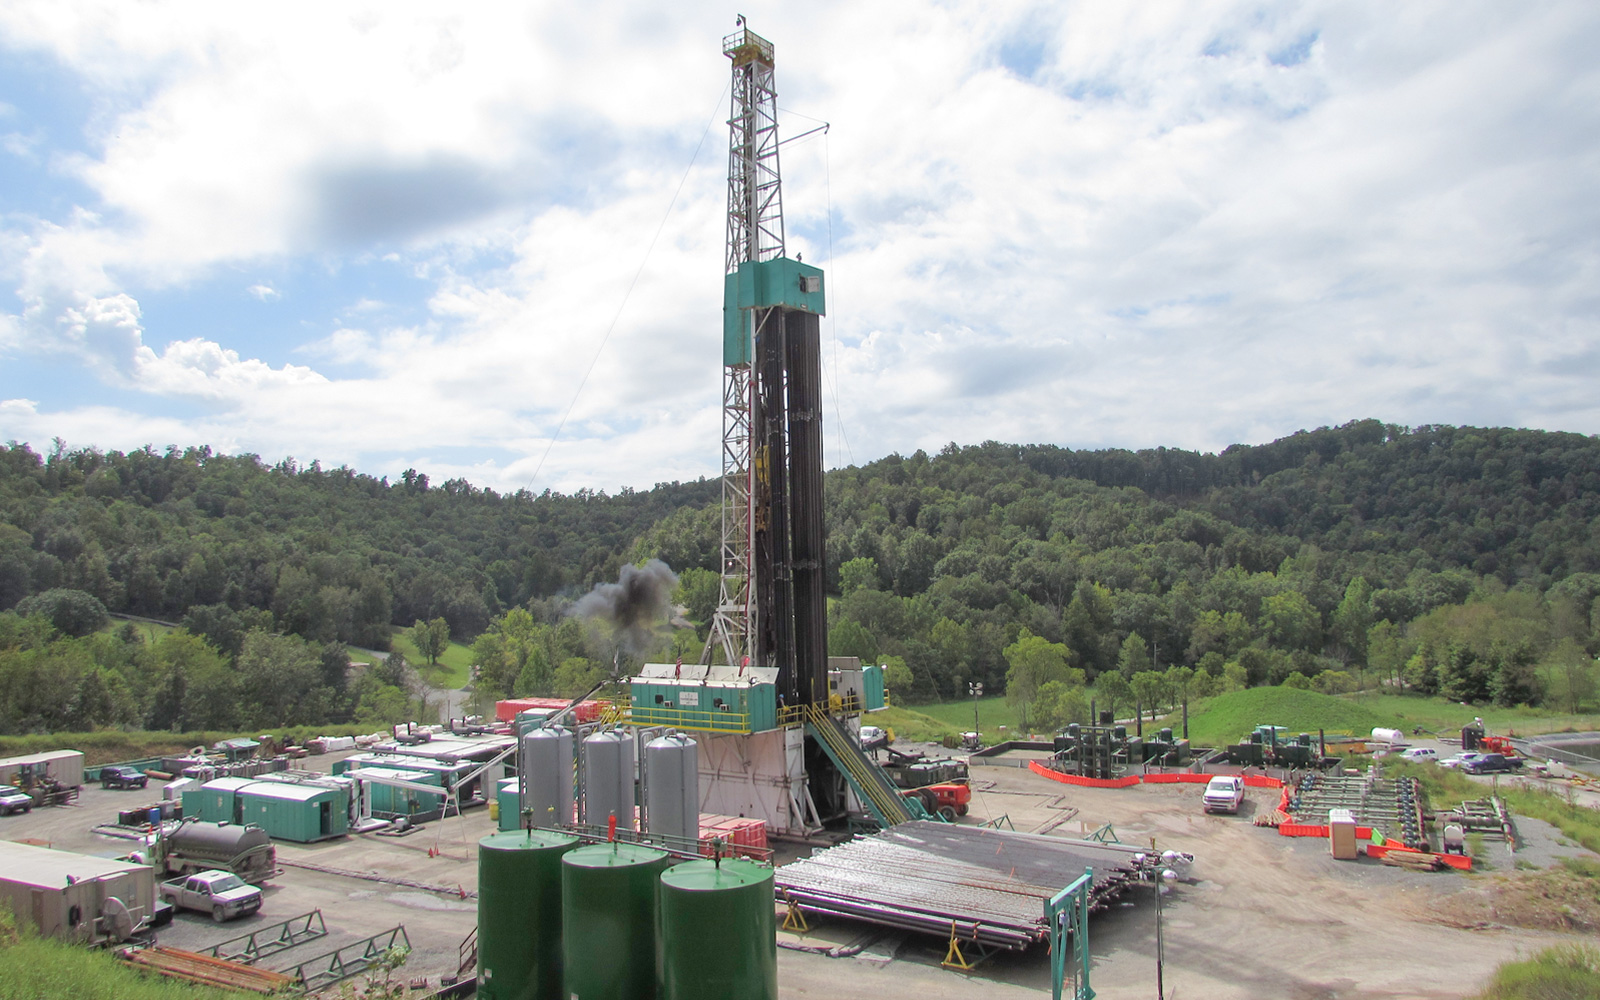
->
[158,870,263,923]
[1202,775,1245,814]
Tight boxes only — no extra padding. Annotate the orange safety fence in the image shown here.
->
[1027,761,1285,790]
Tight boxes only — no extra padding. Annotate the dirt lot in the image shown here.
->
[4,757,1598,998]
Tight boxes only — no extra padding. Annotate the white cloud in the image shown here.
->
[1,1,1598,493]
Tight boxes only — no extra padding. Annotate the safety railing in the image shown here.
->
[622,703,755,735]
[804,705,912,827]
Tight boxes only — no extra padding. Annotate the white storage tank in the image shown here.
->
[645,733,699,843]
[582,730,635,830]
[520,725,575,828]
[1370,728,1405,746]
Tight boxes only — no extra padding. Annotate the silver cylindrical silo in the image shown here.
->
[520,725,574,828]
[646,733,699,843]
[582,730,635,830]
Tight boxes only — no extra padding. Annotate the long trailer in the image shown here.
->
[0,841,155,943]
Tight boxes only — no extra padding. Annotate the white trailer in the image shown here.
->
[0,841,155,943]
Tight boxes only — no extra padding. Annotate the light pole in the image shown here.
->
[1134,853,1179,1000]
[969,681,983,742]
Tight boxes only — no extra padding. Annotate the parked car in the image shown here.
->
[859,726,888,751]
[1202,775,1245,814]
[100,765,150,790]
[1461,753,1524,775]
[1399,747,1438,761]
[1439,752,1487,769]
[158,870,263,923]
[0,784,33,816]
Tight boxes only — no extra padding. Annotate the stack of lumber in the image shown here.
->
[119,946,296,993]
[1379,848,1442,871]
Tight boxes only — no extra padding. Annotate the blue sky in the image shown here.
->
[2,2,1598,493]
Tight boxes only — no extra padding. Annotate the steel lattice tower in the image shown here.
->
[706,25,784,670]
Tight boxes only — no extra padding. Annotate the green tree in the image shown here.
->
[838,557,880,597]
[1330,577,1374,664]
[410,617,450,666]
[1003,629,1075,733]
[552,656,606,698]
[1094,671,1132,722]
[1282,671,1312,689]
[1260,590,1320,652]
[235,631,329,727]
[828,619,879,665]
[1129,670,1166,722]
[882,657,913,694]
[1538,638,1598,714]
[674,567,720,628]
[1033,680,1091,732]
[14,588,108,637]
[1163,665,1195,713]
[1116,632,1151,678]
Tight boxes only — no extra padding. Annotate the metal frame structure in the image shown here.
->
[204,910,328,966]
[708,24,785,671]
[1046,868,1095,1000]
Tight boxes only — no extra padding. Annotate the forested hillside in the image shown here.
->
[3,419,1600,736]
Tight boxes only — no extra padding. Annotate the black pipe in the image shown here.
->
[785,310,826,706]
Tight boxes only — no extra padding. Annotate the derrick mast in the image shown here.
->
[705,26,828,709]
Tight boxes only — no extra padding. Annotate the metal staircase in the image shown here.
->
[804,705,914,827]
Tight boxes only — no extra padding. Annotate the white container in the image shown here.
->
[645,734,699,842]
[1370,728,1405,746]
[1328,807,1359,860]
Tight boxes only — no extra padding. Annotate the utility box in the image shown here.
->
[1329,808,1359,860]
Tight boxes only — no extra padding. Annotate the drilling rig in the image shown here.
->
[608,26,904,837]
[705,24,829,710]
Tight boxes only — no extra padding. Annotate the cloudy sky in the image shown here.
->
[2,2,1596,494]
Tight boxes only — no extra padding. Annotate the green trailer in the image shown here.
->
[235,781,348,843]
[181,777,256,825]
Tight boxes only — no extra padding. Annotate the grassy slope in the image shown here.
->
[388,629,475,688]
[1177,688,1400,746]
[0,926,249,999]
[1474,945,1600,1000]
[911,695,1022,735]
[1387,759,1600,855]
[1338,693,1600,739]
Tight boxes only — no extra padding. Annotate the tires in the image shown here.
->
[212,905,226,923]
[938,805,957,822]
[957,804,969,816]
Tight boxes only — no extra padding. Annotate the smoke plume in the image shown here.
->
[571,559,680,657]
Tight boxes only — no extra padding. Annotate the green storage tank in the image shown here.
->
[657,859,777,1000]
[561,843,672,1000]
[477,829,577,1000]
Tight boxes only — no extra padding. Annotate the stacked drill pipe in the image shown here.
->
[773,821,1145,950]
[1286,774,1426,846]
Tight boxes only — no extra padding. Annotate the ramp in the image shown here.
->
[804,706,912,827]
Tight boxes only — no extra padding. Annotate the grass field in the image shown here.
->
[911,695,1021,735]
[1338,692,1600,739]
[388,629,475,688]
[1386,759,1600,856]
[0,917,252,999]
